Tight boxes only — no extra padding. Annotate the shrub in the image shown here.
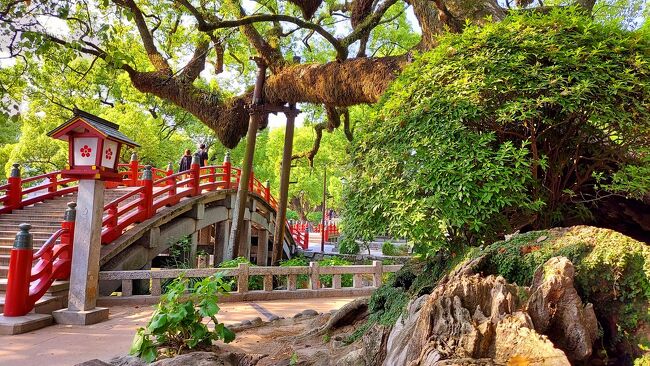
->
[338,236,360,255]
[286,209,299,221]
[218,257,262,290]
[318,257,353,287]
[130,274,235,362]
[279,255,310,288]
[343,9,650,254]
[306,211,323,224]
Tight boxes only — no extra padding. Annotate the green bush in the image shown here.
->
[218,257,262,290]
[342,9,650,254]
[286,209,299,221]
[338,236,360,255]
[130,274,235,362]
[279,255,310,288]
[319,257,353,287]
[306,211,323,224]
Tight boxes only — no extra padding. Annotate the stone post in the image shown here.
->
[53,179,109,325]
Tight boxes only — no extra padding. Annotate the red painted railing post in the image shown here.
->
[7,164,22,211]
[166,162,177,199]
[264,180,271,202]
[129,153,139,187]
[48,173,58,194]
[4,224,34,316]
[54,202,76,280]
[208,166,216,191]
[190,155,200,196]
[223,152,232,189]
[303,230,309,249]
[248,171,254,193]
[141,166,154,219]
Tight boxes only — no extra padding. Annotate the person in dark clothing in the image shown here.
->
[179,149,192,172]
[195,143,208,167]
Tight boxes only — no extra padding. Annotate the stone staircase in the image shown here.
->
[0,187,138,315]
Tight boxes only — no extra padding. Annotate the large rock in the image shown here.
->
[526,256,599,361]
[382,274,570,365]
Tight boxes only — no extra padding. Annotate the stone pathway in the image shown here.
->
[0,297,360,366]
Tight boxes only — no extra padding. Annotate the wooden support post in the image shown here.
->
[257,228,269,266]
[215,220,229,265]
[229,61,266,260]
[272,105,298,264]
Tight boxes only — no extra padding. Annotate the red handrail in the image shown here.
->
[3,203,76,317]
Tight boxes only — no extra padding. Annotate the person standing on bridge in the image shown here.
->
[195,143,209,167]
[179,149,192,172]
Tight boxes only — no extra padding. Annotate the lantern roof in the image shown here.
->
[47,108,140,148]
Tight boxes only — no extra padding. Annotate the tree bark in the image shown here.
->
[126,56,408,148]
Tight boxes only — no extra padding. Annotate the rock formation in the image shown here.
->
[526,256,599,361]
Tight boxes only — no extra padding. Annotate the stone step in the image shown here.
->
[0,245,49,256]
[0,231,58,240]
[0,255,9,266]
[0,266,7,278]
[0,279,69,294]
[0,237,49,247]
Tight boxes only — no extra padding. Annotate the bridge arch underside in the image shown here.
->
[99,189,294,296]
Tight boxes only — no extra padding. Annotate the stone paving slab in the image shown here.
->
[0,296,360,366]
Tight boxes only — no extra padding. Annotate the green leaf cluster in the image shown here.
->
[218,257,263,290]
[343,9,650,253]
[129,274,235,362]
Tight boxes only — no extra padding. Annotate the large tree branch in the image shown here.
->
[201,14,348,60]
[179,40,210,82]
[341,0,398,48]
[113,0,172,73]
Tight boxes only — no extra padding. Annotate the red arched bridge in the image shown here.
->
[0,154,338,317]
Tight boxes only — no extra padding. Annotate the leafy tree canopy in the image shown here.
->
[342,9,650,252]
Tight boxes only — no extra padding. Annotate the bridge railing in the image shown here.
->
[3,203,76,316]
[101,159,279,244]
[0,164,79,214]
[97,261,402,304]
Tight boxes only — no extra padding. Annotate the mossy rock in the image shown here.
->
[475,226,650,357]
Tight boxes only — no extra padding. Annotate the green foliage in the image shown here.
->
[279,255,310,288]
[318,257,353,287]
[479,226,650,353]
[306,211,323,224]
[347,277,410,343]
[130,274,235,362]
[343,9,650,254]
[381,241,409,256]
[338,236,360,255]
[286,210,300,221]
[218,257,263,290]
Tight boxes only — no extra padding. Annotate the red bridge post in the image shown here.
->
[166,162,176,198]
[142,166,154,219]
[54,202,77,280]
[3,224,34,316]
[190,155,200,196]
[129,153,139,187]
[223,152,232,189]
[264,180,271,202]
[249,171,254,193]
[7,164,22,211]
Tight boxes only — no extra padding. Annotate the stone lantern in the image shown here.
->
[47,109,139,325]
[47,108,139,181]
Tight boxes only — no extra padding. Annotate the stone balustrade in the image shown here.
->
[97,261,402,306]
